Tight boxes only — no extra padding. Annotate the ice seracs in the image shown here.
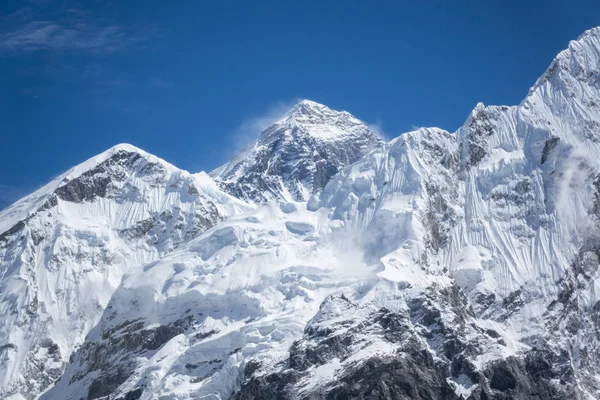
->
[41,202,374,400]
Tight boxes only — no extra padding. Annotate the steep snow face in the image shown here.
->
[42,203,375,400]
[310,27,600,398]
[0,144,249,399]
[211,100,383,204]
[316,24,600,307]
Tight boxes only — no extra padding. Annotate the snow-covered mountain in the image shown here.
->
[0,144,248,399]
[4,26,600,400]
[211,99,383,203]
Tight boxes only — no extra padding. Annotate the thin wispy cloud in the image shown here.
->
[79,64,103,79]
[0,7,150,54]
[64,7,90,19]
[227,99,299,154]
[219,98,392,165]
[97,78,128,87]
[148,77,175,89]
[365,120,389,141]
[0,184,31,211]
[0,21,143,53]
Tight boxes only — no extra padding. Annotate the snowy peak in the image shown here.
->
[212,100,383,203]
[0,143,181,236]
[0,143,249,399]
[284,99,347,122]
[530,25,600,95]
[56,143,181,192]
[68,143,176,172]
[287,99,329,117]
[271,99,371,140]
[58,142,184,186]
[55,146,171,204]
[29,141,248,234]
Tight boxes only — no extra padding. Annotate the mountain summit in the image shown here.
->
[277,99,373,140]
[0,144,248,398]
[211,99,383,203]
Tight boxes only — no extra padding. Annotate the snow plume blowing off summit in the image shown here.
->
[4,26,600,400]
[211,99,383,204]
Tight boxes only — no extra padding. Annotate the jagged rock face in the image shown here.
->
[235,294,464,400]
[53,150,167,203]
[236,295,573,400]
[211,100,383,203]
[0,145,248,399]
[64,312,196,400]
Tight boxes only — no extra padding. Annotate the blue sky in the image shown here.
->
[1,0,600,209]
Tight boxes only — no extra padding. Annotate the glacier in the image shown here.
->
[2,26,600,400]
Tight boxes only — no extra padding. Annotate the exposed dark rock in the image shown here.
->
[0,343,16,352]
[489,361,517,391]
[235,369,299,400]
[55,174,112,203]
[234,285,579,400]
[422,153,461,252]
[490,178,534,208]
[188,184,199,195]
[37,194,58,212]
[465,108,496,168]
[87,365,129,400]
[541,136,560,164]
[324,356,459,400]
[119,198,222,253]
[54,150,166,204]
[70,315,195,400]
[195,329,219,340]
[123,388,143,400]
[0,221,25,243]
[497,289,524,321]
[468,353,572,400]
[213,104,382,203]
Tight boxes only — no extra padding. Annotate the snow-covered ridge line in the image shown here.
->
[0,143,177,235]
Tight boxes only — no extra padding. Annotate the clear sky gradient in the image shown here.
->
[2,0,600,209]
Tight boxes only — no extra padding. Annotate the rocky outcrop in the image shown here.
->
[236,292,574,400]
[212,100,382,203]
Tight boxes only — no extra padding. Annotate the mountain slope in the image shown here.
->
[241,26,600,399]
[0,144,249,399]
[5,26,600,400]
[42,202,374,400]
[211,100,383,203]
